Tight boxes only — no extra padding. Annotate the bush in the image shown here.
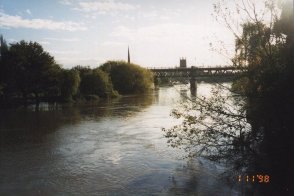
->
[60,69,80,102]
[100,61,153,94]
[79,68,117,98]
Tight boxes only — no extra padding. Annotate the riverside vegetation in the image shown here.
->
[0,38,153,107]
[163,0,294,195]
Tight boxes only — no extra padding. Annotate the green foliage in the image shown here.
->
[274,0,294,41]
[163,86,251,164]
[44,63,63,97]
[164,1,294,184]
[72,65,92,78]
[79,68,115,98]
[0,36,14,97]
[60,69,80,102]
[0,37,151,106]
[7,41,57,99]
[233,22,272,68]
[232,18,290,98]
[100,61,153,94]
[0,35,9,61]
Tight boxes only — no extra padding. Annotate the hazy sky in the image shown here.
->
[0,0,235,68]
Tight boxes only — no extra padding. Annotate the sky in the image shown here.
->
[0,0,237,68]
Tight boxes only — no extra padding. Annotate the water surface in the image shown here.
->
[0,85,236,195]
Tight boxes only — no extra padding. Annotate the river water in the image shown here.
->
[0,84,240,195]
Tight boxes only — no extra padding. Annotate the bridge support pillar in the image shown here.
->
[190,78,197,96]
[154,76,159,86]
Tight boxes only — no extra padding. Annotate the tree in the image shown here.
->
[164,0,294,194]
[72,65,92,78]
[79,68,115,98]
[0,35,10,97]
[0,35,9,61]
[163,85,252,165]
[100,61,153,94]
[8,41,57,101]
[60,69,80,102]
[43,63,63,99]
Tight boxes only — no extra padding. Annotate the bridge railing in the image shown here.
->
[148,66,247,78]
[147,66,179,70]
[146,66,246,70]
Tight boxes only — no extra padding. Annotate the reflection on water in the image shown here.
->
[0,85,236,195]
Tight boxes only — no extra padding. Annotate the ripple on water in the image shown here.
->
[0,85,237,195]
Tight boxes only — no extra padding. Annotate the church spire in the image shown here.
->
[128,46,130,64]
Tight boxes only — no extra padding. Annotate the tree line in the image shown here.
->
[0,38,153,107]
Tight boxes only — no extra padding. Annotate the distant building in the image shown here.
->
[180,58,187,68]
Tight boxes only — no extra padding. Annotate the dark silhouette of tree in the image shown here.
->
[164,0,294,194]
[8,41,58,102]
[0,36,11,97]
[60,69,80,102]
[100,61,153,94]
[72,65,92,78]
[80,68,115,98]
[0,35,9,61]
[0,39,153,106]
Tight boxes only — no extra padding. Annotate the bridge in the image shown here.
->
[148,66,247,91]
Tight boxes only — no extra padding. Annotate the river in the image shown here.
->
[0,84,240,195]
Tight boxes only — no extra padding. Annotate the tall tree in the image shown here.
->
[8,41,57,101]
[0,35,9,61]
[164,0,294,194]
[60,69,80,102]
[0,35,9,96]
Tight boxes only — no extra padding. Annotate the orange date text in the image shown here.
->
[238,174,270,183]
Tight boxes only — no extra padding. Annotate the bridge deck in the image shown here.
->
[148,66,247,78]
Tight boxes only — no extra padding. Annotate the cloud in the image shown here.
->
[39,41,51,45]
[0,11,87,31]
[73,0,139,14]
[59,0,73,5]
[111,22,234,46]
[109,22,235,66]
[101,41,126,47]
[26,9,32,15]
[48,50,80,55]
[7,38,17,43]
[111,23,206,44]
[44,37,80,42]
[56,56,103,67]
